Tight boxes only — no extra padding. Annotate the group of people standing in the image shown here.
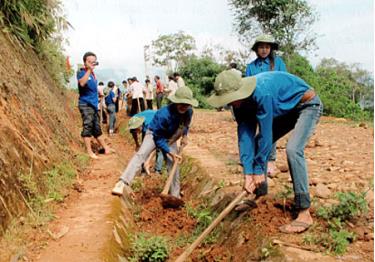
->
[77,33,323,235]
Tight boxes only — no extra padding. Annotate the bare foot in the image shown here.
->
[104,148,115,154]
[279,209,313,233]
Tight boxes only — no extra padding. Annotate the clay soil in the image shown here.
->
[2,109,373,262]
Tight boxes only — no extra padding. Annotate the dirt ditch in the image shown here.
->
[103,155,288,262]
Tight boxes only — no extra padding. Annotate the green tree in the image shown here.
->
[228,0,318,57]
[150,31,196,72]
[179,56,226,108]
[315,58,372,120]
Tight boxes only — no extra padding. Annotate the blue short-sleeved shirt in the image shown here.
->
[148,104,193,154]
[133,110,156,132]
[77,68,98,110]
[105,90,116,106]
[234,71,311,175]
[245,56,287,77]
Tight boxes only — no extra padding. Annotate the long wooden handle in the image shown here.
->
[175,191,248,262]
[161,146,184,195]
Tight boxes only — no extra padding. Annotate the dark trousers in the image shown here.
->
[156,93,163,109]
[130,98,145,116]
[146,99,153,110]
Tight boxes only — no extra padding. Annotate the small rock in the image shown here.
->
[351,227,366,241]
[309,178,319,186]
[365,191,374,208]
[314,139,323,147]
[324,199,340,206]
[341,160,354,166]
[267,177,275,187]
[326,183,338,190]
[278,165,289,173]
[367,232,374,240]
[336,118,347,122]
[315,183,332,199]
[359,122,368,128]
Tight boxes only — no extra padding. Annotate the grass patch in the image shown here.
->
[185,203,221,245]
[128,233,169,262]
[0,162,77,259]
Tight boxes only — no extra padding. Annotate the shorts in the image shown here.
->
[79,104,102,138]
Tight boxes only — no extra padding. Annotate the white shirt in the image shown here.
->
[167,80,179,97]
[176,77,185,88]
[129,82,144,99]
[144,83,154,100]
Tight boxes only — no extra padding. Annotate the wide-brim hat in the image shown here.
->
[207,70,256,108]
[128,116,145,130]
[168,86,199,107]
[251,34,279,51]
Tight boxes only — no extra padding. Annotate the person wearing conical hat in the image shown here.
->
[246,34,288,177]
[128,109,157,150]
[246,34,287,76]
[112,86,198,198]
[207,70,323,234]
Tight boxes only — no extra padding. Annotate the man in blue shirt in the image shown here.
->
[112,86,198,200]
[77,52,113,159]
[207,70,323,234]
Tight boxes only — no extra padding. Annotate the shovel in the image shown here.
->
[160,146,184,208]
[175,190,249,262]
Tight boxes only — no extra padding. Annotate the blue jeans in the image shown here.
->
[106,104,116,131]
[256,95,323,210]
[268,143,277,162]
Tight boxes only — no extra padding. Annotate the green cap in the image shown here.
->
[251,34,279,51]
[168,86,199,107]
[206,70,256,108]
[128,116,145,130]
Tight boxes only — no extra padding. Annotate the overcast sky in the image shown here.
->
[63,0,374,82]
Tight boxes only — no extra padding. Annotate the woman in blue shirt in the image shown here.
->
[207,70,323,234]
[246,34,287,176]
[112,86,198,203]
[105,81,117,136]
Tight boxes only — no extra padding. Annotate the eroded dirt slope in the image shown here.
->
[0,32,79,231]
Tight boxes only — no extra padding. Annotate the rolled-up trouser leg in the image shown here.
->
[166,142,180,197]
[119,131,155,185]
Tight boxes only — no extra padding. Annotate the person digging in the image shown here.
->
[111,86,198,203]
[207,70,323,234]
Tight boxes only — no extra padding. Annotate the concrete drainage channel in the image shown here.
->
[101,157,282,262]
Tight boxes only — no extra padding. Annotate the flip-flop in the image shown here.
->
[234,199,257,212]
[279,220,312,234]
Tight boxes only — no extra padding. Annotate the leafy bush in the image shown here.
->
[186,203,220,244]
[304,229,355,255]
[129,233,169,262]
[305,191,368,255]
[317,192,368,224]
[0,0,72,86]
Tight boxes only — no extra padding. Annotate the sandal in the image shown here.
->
[279,220,312,234]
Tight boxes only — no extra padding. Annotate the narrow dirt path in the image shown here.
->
[31,122,132,262]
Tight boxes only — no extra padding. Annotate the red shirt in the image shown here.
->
[156,80,164,94]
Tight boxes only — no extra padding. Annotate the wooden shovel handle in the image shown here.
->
[161,146,184,195]
[175,191,248,262]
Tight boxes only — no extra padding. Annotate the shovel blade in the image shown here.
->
[160,194,184,209]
